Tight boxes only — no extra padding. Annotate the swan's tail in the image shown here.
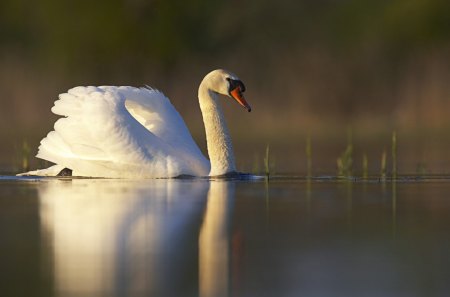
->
[17,164,66,176]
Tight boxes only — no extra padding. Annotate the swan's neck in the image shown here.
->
[198,86,236,176]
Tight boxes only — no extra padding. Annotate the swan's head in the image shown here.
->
[203,69,251,112]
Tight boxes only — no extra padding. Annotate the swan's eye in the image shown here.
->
[228,79,246,94]
[239,81,246,92]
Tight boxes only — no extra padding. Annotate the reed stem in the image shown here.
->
[381,149,387,181]
[264,144,270,180]
[392,131,397,179]
[362,153,368,179]
[337,129,353,178]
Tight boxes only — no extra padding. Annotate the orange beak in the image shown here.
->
[230,88,251,112]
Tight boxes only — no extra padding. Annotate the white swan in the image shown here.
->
[21,69,251,178]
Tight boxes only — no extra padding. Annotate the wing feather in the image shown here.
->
[35,86,210,178]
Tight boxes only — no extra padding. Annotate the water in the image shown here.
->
[1,176,449,297]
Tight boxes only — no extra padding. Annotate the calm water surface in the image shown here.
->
[0,176,449,297]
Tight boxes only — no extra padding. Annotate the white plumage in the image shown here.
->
[20,69,250,178]
[34,86,210,177]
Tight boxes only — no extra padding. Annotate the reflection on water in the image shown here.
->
[38,179,234,297]
[199,182,234,297]
[2,176,450,297]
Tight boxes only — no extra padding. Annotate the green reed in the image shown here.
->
[392,131,397,179]
[381,149,387,181]
[264,144,270,180]
[16,140,31,172]
[337,129,353,178]
[362,153,368,179]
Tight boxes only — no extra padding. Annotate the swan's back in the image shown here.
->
[35,86,210,178]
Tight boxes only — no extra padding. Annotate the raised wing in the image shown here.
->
[114,86,205,159]
[36,86,209,178]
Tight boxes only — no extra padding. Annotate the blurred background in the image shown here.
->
[1,0,450,175]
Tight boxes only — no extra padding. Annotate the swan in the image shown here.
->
[20,69,251,178]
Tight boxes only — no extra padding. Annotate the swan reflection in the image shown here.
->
[199,181,235,297]
[39,178,235,297]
